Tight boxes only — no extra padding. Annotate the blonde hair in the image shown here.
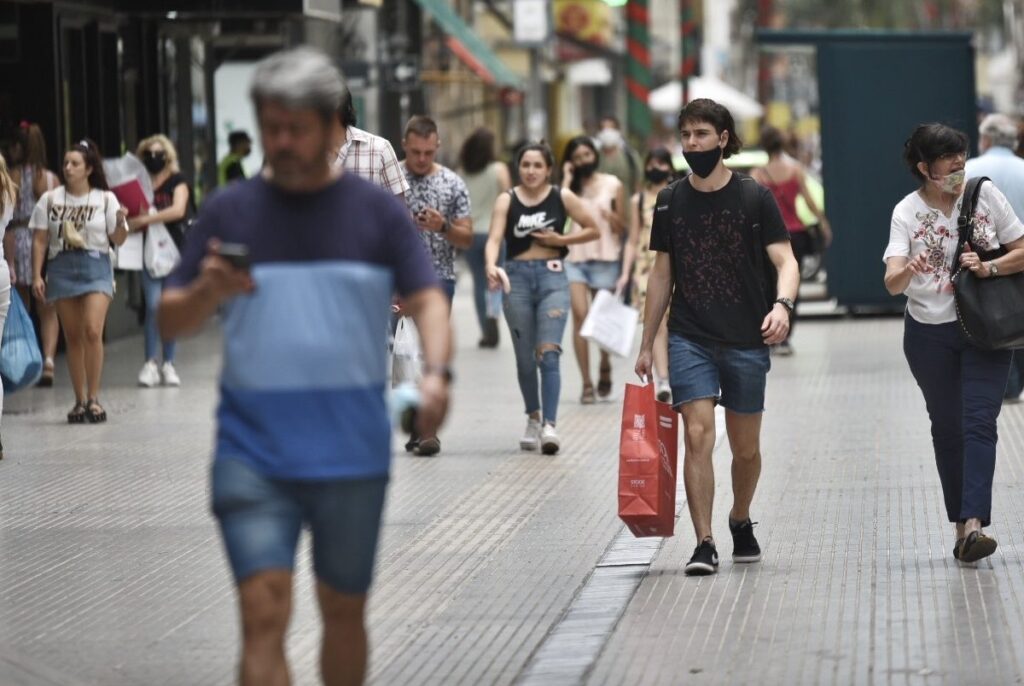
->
[136,134,181,174]
[0,152,16,217]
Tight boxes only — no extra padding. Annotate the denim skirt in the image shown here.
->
[45,250,114,302]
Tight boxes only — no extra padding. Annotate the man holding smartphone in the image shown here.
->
[159,47,452,685]
[400,115,472,457]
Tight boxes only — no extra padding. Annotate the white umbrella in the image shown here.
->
[649,76,764,120]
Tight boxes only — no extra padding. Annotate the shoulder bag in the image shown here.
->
[952,176,1024,349]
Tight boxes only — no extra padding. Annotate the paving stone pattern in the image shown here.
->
[1,284,1023,685]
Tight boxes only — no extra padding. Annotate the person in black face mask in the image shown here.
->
[560,136,627,404]
[618,147,676,403]
[127,134,194,389]
[634,99,799,577]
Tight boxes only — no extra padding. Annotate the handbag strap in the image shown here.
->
[951,176,988,274]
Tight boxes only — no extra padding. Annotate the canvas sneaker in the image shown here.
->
[729,518,762,563]
[685,539,719,576]
[520,418,542,451]
[161,362,181,387]
[540,422,560,455]
[138,360,161,388]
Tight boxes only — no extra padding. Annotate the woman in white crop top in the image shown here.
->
[883,123,1024,564]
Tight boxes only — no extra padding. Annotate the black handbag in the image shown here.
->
[951,176,1024,349]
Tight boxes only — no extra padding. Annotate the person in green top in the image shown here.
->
[218,130,252,186]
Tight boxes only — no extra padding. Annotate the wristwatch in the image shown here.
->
[775,297,795,313]
[988,261,999,276]
[423,364,454,383]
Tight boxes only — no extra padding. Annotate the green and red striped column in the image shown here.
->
[626,0,652,141]
[680,0,700,102]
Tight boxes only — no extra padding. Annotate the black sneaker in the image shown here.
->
[685,539,719,576]
[729,518,761,563]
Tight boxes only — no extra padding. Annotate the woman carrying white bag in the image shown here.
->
[127,134,188,388]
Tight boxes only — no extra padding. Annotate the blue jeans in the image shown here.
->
[504,260,570,423]
[142,267,176,362]
[668,333,771,414]
[463,234,502,336]
[211,456,389,594]
[903,315,1011,526]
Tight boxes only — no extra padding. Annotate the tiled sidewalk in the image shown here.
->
[2,283,1023,685]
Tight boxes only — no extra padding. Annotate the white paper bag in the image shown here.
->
[580,289,639,358]
[392,317,422,386]
[144,222,181,278]
[112,232,143,271]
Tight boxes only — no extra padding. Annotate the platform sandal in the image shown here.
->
[85,398,107,424]
[67,401,87,424]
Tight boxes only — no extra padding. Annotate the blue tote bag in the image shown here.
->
[0,290,42,392]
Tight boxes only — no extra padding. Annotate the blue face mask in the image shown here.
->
[683,145,722,178]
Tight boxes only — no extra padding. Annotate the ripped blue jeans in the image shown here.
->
[503,259,570,424]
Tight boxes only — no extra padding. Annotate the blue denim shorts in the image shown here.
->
[668,333,771,414]
[45,250,113,302]
[564,259,620,290]
[211,457,388,595]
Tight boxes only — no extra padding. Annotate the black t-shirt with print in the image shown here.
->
[649,173,789,348]
[153,173,191,247]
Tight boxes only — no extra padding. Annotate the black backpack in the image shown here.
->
[654,172,777,309]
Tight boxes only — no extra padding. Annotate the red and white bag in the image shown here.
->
[618,382,678,537]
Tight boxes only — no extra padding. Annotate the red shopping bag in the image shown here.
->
[618,382,678,537]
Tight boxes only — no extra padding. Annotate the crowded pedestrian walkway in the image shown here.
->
[2,287,1024,684]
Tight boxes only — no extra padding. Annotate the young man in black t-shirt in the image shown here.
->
[635,99,799,576]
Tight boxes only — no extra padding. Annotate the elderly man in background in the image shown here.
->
[966,113,1024,402]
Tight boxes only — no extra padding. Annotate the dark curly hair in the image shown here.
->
[459,128,496,175]
[677,98,743,159]
[66,138,109,190]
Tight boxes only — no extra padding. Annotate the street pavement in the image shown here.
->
[2,276,1024,685]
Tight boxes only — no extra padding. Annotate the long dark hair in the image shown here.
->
[460,127,496,175]
[644,147,676,182]
[561,136,600,194]
[66,138,109,190]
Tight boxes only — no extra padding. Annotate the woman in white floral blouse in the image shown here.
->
[884,123,1024,564]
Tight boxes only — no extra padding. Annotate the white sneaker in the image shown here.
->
[161,361,181,387]
[540,422,560,455]
[656,379,672,403]
[138,360,161,387]
[520,418,541,451]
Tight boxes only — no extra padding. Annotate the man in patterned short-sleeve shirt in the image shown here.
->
[331,86,410,200]
[399,115,472,457]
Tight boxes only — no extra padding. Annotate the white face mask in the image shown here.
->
[937,168,965,193]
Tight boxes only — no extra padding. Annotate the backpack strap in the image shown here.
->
[736,172,778,306]
[952,176,988,273]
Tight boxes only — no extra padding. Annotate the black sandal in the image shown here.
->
[85,398,107,424]
[959,530,998,563]
[67,401,87,424]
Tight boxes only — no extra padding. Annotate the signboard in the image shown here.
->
[513,0,550,45]
[385,56,420,92]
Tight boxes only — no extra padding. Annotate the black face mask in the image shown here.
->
[682,146,722,179]
[574,161,598,179]
[142,151,167,174]
[645,168,671,184]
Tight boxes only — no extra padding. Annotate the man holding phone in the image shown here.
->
[400,115,472,457]
[159,47,452,685]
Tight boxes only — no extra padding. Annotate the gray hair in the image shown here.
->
[249,46,345,121]
[979,113,1019,150]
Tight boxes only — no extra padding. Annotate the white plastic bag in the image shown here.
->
[144,222,181,278]
[113,232,143,271]
[392,316,422,386]
[580,289,639,358]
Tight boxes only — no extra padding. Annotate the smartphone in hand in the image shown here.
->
[217,242,251,270]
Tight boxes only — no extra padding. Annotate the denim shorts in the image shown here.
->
[211,456,388,595]
[668,333,771,414]
[564,259,620,290]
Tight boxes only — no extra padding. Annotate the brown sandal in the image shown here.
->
[597,363,612,398]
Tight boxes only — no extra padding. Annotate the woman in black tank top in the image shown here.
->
[482,143,599,455]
